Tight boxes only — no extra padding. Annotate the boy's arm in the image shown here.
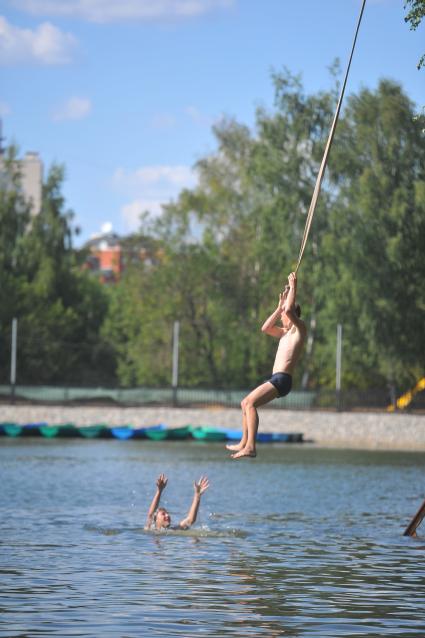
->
[261,286,289,338]
[145,473,167,529]
[284,272,303,329]
[178,476,210,529]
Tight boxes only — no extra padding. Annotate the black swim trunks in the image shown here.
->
[268,372,292,397]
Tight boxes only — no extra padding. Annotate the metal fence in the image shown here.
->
[1,384,424,412]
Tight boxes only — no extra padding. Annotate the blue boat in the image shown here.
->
[271,432,304,443]
[210,428,304,443]
[22,422,48,436]
[257,432,274,443]
[111,425,135,440]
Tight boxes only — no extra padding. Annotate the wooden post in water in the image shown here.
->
[403,498,425,537]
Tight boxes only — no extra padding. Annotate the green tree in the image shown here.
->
[317,80,425,389]
[0,154,114,385]
[105,68,337,389]
[100,73,425,394]
[0,147,32,381]
[404,0,425,68]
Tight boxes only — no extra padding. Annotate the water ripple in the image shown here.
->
[0,440,424,636]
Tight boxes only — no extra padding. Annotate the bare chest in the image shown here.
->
[277,329,301,353]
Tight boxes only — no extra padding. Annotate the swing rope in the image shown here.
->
[295,0,367,273]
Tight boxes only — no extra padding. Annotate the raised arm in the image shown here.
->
[145,473,168,529]
[261,286,289,338]
[284,272,302,328]
[178,476,210,529]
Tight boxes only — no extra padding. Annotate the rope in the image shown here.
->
[295,0,367,273]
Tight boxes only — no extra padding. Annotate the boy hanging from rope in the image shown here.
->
[227,272,307,459]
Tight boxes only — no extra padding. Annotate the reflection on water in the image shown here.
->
[0,439,424,637]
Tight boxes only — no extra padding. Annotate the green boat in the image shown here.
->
[141,424,167,440]
[78,424,107,438]
[39,425,60,438]
[145,425,191,441]
[55,423,78,437]
[145,427,168,441]
[190,426,227,442]
[2,423,22,437]
[165,426,192,440]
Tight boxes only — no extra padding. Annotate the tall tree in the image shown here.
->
[0,155,114,384]
[105,68,337,388]
[0,147,32,381]
[106,75,425,393]
[317,80,425,389]
[404,0,425,69]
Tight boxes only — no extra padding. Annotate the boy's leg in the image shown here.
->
[226,401,248,451]
[231,382,278,459]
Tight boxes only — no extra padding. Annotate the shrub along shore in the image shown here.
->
[1,405,425,451]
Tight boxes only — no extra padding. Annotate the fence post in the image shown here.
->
[10,317,18,404]
[336,323,342,411]
[172,321,180,407]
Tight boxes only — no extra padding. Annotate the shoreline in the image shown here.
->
[1,404,425,451]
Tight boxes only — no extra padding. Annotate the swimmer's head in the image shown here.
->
[281,304,301,326]
[154,507,171,529]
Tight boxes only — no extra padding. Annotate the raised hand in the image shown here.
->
[194,476,210,495]
[278,286,289,310]
[156,473,168,491]
[288,272,297,288]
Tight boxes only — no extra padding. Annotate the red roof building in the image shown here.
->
[82,231,160,283]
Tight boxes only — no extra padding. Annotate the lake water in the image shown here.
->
[1,438,424,637]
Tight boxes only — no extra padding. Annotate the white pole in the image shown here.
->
[11,317,17,385]
[172,321,180,388]
[336,323,342,392]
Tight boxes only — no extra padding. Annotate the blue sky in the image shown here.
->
[1,0,423,246]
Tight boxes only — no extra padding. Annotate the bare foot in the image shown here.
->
[231,447,257,459]
[225,442,245,452]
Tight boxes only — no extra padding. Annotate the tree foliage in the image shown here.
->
[0,155,114,384]
[404,0,425,68]
[317,80,425,387]
[2,70,424,394]
[104,72,425,391]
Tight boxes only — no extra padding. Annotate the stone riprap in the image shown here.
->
[1,405,425,451]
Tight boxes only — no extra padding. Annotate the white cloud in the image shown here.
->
[113,164,196,190]
[121,199,164,230]
[101,221,113,234]
[151,112,176,130]
[0,100,11,116]
[52,96,92,121]
[113,163,197,231]
[10,0,235,23]
[0,15,76,65]
[184,105,214,127]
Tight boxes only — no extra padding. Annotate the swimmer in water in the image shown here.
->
[145,473,210,531]
[228,272,307,459]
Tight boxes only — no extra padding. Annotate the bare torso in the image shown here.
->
[272,322,306,375]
